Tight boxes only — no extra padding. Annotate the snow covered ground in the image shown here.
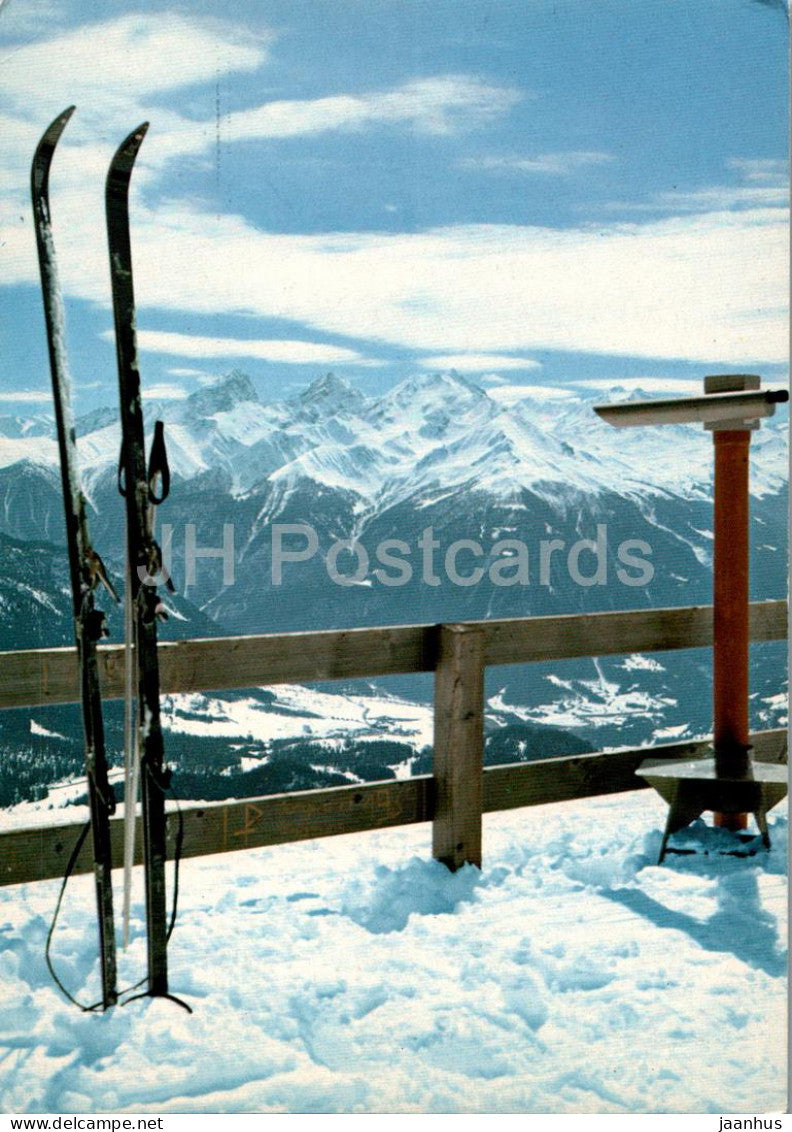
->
[162,685,435,750]
[0,791,786,1115]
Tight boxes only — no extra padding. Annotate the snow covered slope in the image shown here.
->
[0,682,593,814]
[0,792,785,1114]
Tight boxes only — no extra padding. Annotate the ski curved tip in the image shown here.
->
[107,122,150,184]
[45,104,76,136]
[32,106,76,189]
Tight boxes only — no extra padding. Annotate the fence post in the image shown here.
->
[432,623,485,871]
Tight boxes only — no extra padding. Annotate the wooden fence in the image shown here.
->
[0,599,787,886]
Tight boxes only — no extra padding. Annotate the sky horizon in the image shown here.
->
[0,0,788,414]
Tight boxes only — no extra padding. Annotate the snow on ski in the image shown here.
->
[105,122,186,1007]
[31,107,119,1011]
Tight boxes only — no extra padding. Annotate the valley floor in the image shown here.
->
[0,791,786,1115]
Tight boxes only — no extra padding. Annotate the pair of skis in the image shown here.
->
[32,108,181,1011]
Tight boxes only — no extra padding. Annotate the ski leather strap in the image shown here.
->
[147,420,170,504]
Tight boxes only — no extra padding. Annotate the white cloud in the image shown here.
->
[488,384,577,404]
[218,76,520,143]
[419,353,542,372]
[0,15,516,184]
[146,75,520,169]
[0,14,270,221]
[604,159,788,214]
[108,203,785,365]
[465,151,614,175]
[118,329,375,366]
[0,390,51,402]
[166,367,213,378]
[0,0,67,36]
[3,174,787,366]
[0,15,519,225]
[0,13,268,109]
[572,377,711,397]
[573,375,790,396]
[728,158,788,184]
[145,383,189,400]
[651,186,786,211]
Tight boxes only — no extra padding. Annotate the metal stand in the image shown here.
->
[639,756,788,863]
[595,374,789,864]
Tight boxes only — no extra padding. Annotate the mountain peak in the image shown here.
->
[297,373,365,417]
[390,369,488,401]
[75,405,117,437]
[376,370,490,416]
[185,371,259,418]
[432,368,482,389]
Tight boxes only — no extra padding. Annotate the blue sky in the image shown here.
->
[0,0,788,411]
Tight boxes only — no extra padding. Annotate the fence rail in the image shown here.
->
[1,599,786,710]
[0,728,786,889]
[0,600,787,886]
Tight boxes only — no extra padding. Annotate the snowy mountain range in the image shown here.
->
[0,369,787,809]
[1,368,786,634]
[2,368,786,509]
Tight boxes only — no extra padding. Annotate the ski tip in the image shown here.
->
[32,106,76,182]
[113,122,150,165]
[40,106,76,146]
[106,123,149,194]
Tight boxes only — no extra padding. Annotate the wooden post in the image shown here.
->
[432,623,485,870]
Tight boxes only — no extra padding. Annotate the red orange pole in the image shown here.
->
[712,428,751,828]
